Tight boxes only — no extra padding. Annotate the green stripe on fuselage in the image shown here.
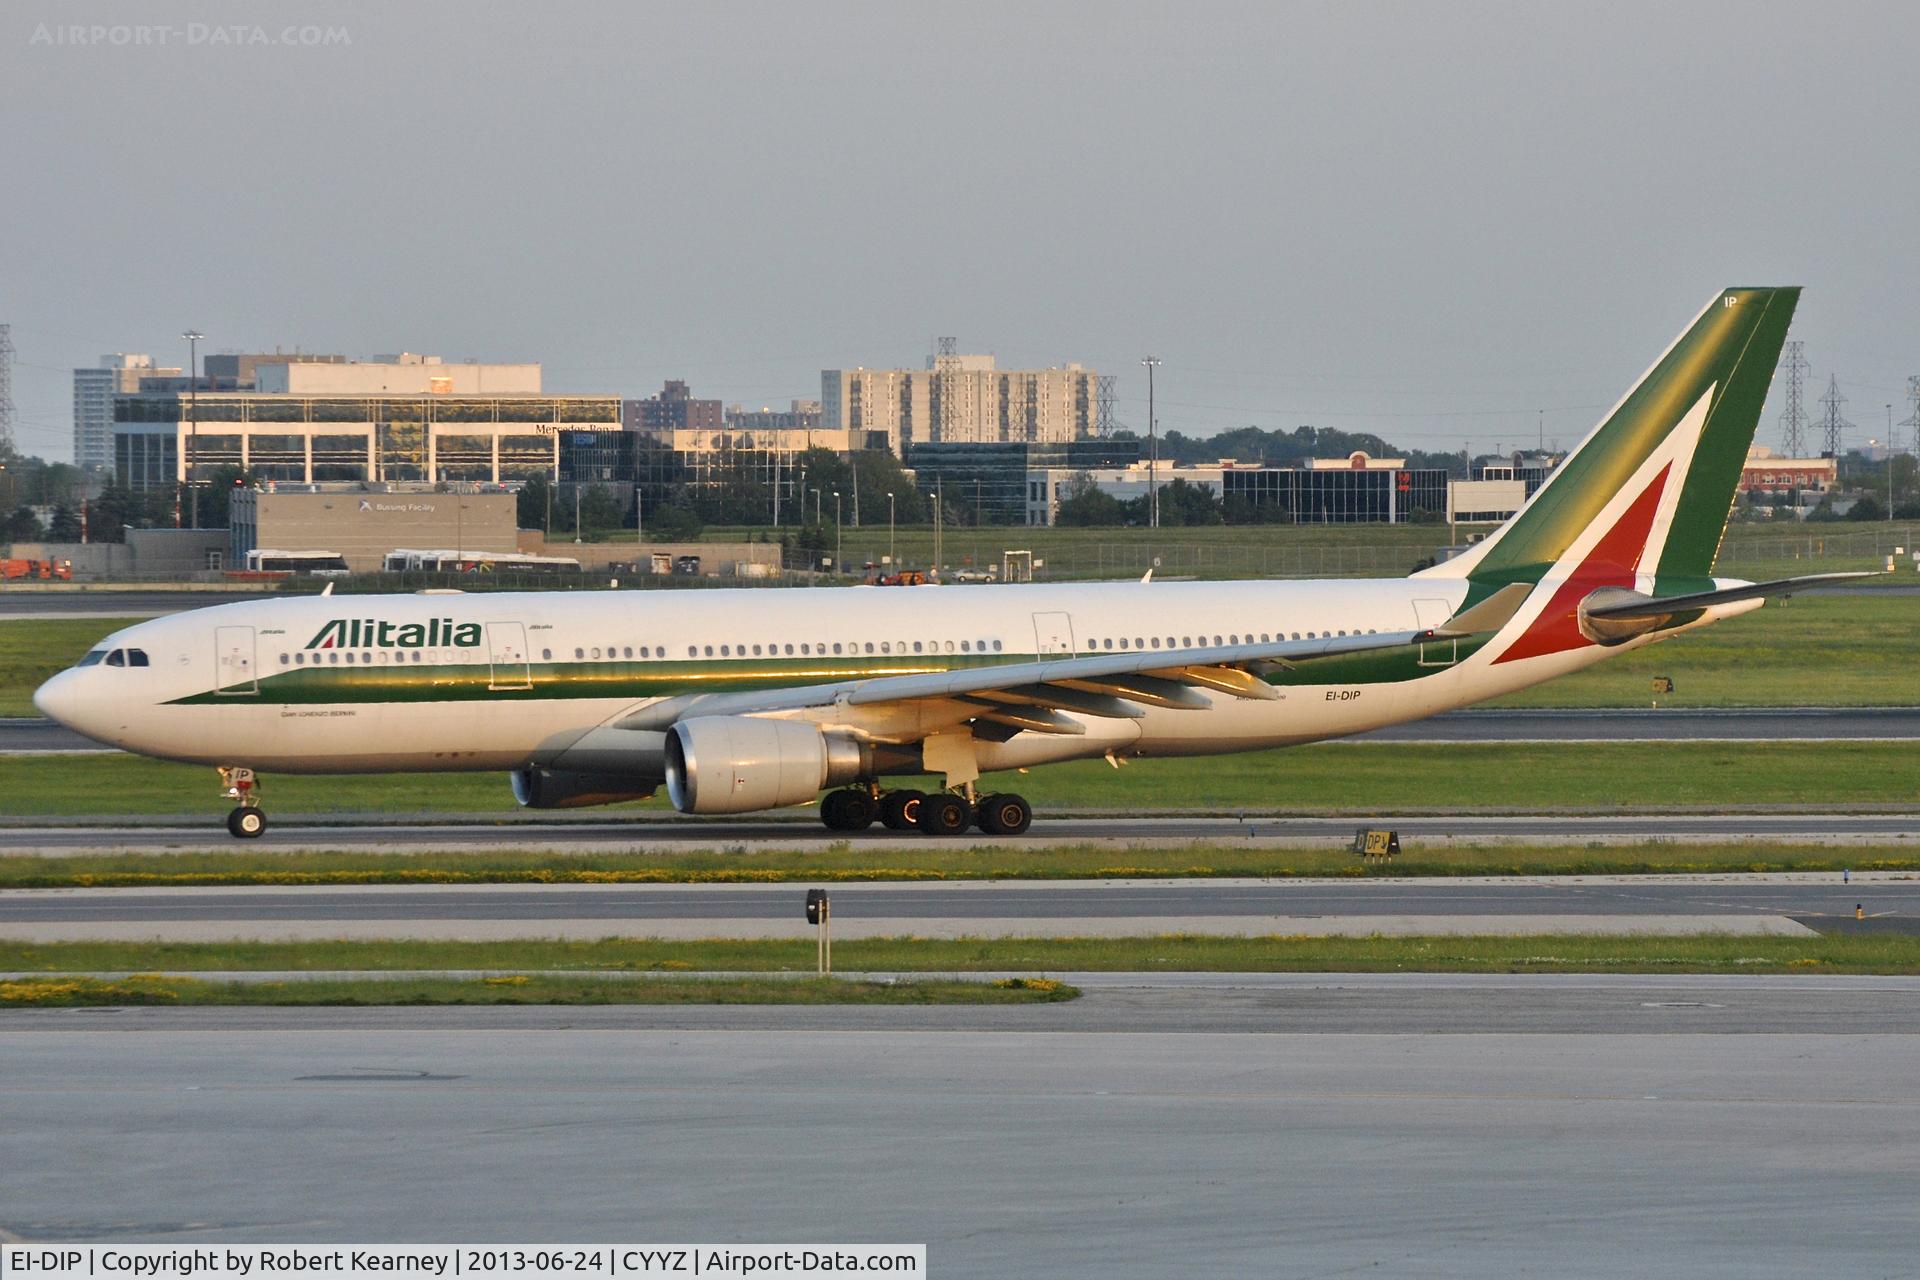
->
[168,640,1498,708]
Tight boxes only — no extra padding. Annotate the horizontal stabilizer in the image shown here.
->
[1582,572,1881,621]
[1443,582,1533,634]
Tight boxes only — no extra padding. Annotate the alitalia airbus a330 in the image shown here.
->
[34,288,1864,838]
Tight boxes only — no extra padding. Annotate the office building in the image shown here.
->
[822,356,1097,455]
[73,355,180,472]
[1738,445,1836,496]
[114,389,617,490]
[909,440,1140,526]
[624,380,723,433]
[1021,451,1452,526]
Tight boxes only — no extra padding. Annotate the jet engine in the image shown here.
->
[664,715,870,814]
[511,767,658,809]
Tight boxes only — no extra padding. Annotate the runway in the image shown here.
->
[5,810,1917,854]
[1,981,1916,1275]
[2,874,1910,940]
[7,705,1918,755]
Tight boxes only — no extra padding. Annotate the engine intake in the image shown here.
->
[665,716,868,814]
[511,767,657,810]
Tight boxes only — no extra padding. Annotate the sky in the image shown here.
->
[3,0,1916,463]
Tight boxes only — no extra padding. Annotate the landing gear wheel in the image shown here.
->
[820,788,877,832]
[226,806,266,839]
[975,793,1032,836]
[879,790,925,831]
[916,793,973,836]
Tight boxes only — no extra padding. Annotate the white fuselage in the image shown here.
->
[32,575,1749,776]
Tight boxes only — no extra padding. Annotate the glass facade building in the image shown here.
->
[112,393,618,489]
[906,441,1142,525]
[1220,467,1449,523]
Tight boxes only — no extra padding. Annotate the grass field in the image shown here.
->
[5,935,1918,976]
[0,972,1075,1007]
[3,739,1914,818]
[682,520,1920,583]
[3,841,1915,889]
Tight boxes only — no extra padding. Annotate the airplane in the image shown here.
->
[33,287,1869,839]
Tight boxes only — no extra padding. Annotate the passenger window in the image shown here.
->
[961,640,971,652]
[345,652,356,665]
[832,643,842,655]
[278,653,290,666]
[944,641,955,653]
[753,645,762,656]
[1135,637,1144,648]
[294,652,306,665]
[1150,637,1161,648]
[784,644,794,655]
[801,643,811,655]
[992,640,1002,651]
[330,652,341,665]
[376,651,389,665]
[880,641,890,654]
[704,645,714,657]
[541,648,552,660]
[913,641,923,653]
[863,642,874,654]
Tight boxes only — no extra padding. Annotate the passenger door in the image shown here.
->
[215,626,258,695]
[487,621,532,690]
[1031,611,1075,660]
[1412,597,1458,667]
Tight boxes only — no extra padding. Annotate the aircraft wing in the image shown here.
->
[617,627,1457,736]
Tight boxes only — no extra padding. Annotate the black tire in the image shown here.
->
[976,793,1032,837]
[226,807,266,839]
[916,793,972,836]
[879,790,925,831]
[820,789,875,832]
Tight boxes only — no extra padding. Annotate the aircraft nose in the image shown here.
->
[33,669,85,729]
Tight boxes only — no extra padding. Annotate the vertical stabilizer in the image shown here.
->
[1423,288,1799,586]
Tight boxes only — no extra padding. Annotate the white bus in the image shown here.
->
[244,549,351,575]
[380,549,582,575]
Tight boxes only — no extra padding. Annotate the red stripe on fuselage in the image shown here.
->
[1491,464,1671,665]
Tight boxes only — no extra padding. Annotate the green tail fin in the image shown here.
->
[1425,287,1800,586]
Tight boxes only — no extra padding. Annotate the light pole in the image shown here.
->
[1890,405,1897,521]
[887,492,896,566]
[832,491,842,573]
[1141,356,1161,529]
[183,329,203,528]
[573,485,582,544]
[810,487,821,525]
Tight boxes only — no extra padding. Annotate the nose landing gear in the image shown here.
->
[219,766,266,839]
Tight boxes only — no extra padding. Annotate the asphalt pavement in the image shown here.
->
[2,874,1909,940]
[2,996,1916,1274]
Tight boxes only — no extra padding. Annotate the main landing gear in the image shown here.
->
[219,765,267,839]
[818,786,1032,837]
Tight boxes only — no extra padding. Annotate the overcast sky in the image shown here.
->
[3,0,1915,462]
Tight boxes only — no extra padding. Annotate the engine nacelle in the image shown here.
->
[665,716,868,814]
[511,767,657,809]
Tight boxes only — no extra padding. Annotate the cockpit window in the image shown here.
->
[127,649,150,667]
[105,649,126,667]
[77,649,106,667]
